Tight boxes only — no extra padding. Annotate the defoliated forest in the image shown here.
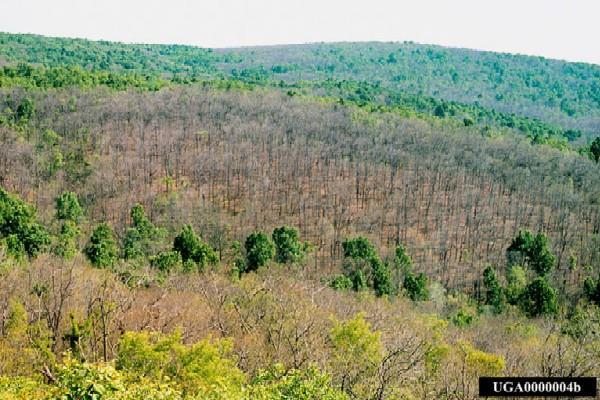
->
[0,32,599,400]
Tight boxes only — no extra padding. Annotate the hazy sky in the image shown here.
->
[2,0,599,64]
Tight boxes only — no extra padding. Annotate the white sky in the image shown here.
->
[1,0,599,65]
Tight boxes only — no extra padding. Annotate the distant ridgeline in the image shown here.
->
[1,32,599,148]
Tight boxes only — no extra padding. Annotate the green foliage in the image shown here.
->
[403,271,429,301]
[339,236,392,296]
[0,300,55,377]
[53,220,80,260]
[590,137,600,162]
[518,277,559,317]
[0,376,48,399]
[122,204,164,260]
[451,309,475,327]
[341,237,377,260]
[482,266,504,313]
[0,64,168,91]
[394,244,413,270]
[248,364,348,400]
[52,356,182,400]
[505,265,527,305]
[172,225,218,272]
[329,274,353,290]
[116,331,245,397]
[583,277,600,306]
[507,230,555,276]
[0,188,50,258]
[392,244,413,292]
[55,191,83,222]
[244,231,275,273]
[15,98,34,123]
[272,225,305,264]
[85,223,118,268]
[150,251,182,274]
[329,314,382,397]
[371,258,392,297]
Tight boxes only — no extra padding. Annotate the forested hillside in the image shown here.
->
[2,32,600,139]
[0,32,599,399]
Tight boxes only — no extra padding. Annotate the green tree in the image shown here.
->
[528,233,556,276]
[590,136,600,162]
[482,266,504,313]
[272,225,305,264]
[0,188,50,258]
[329,314,382,397]
[583,277,600,306]
[518,277,558,317]
[55,191,83,222]
[53,220,80,259]
[342,237,377,260]
[122,203,163,259]
[507,230,555,276]
[85,223,118,267]
[340,237,392,296]
[116,330,245,397]
[244,231,275,272]
[15,98,35,122]
[392,244,413,292]
[403,271,429,301]
[506,230,534,267]
[371,258,392,296]
[172,224,217,271]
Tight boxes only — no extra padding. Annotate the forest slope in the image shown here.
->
[2,32,599,137]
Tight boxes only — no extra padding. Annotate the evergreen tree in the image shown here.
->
[482,266,504,313]
[272,225,305,264]
[85,223,118,267]
[172,225,217,272]
[53,220,80,260]
[0,188,50,258]
[590,136,600,162]
[55,192,83,222]
[371,258,392,296]
[518,277,558,317]
[122,203,163,259]
[403,271,429,301]
[507,230,555,276]
[583,277,600,306]
[244,231,275,273]
[342,237,377,261]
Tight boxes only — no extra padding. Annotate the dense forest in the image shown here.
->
[0,32,599,399]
